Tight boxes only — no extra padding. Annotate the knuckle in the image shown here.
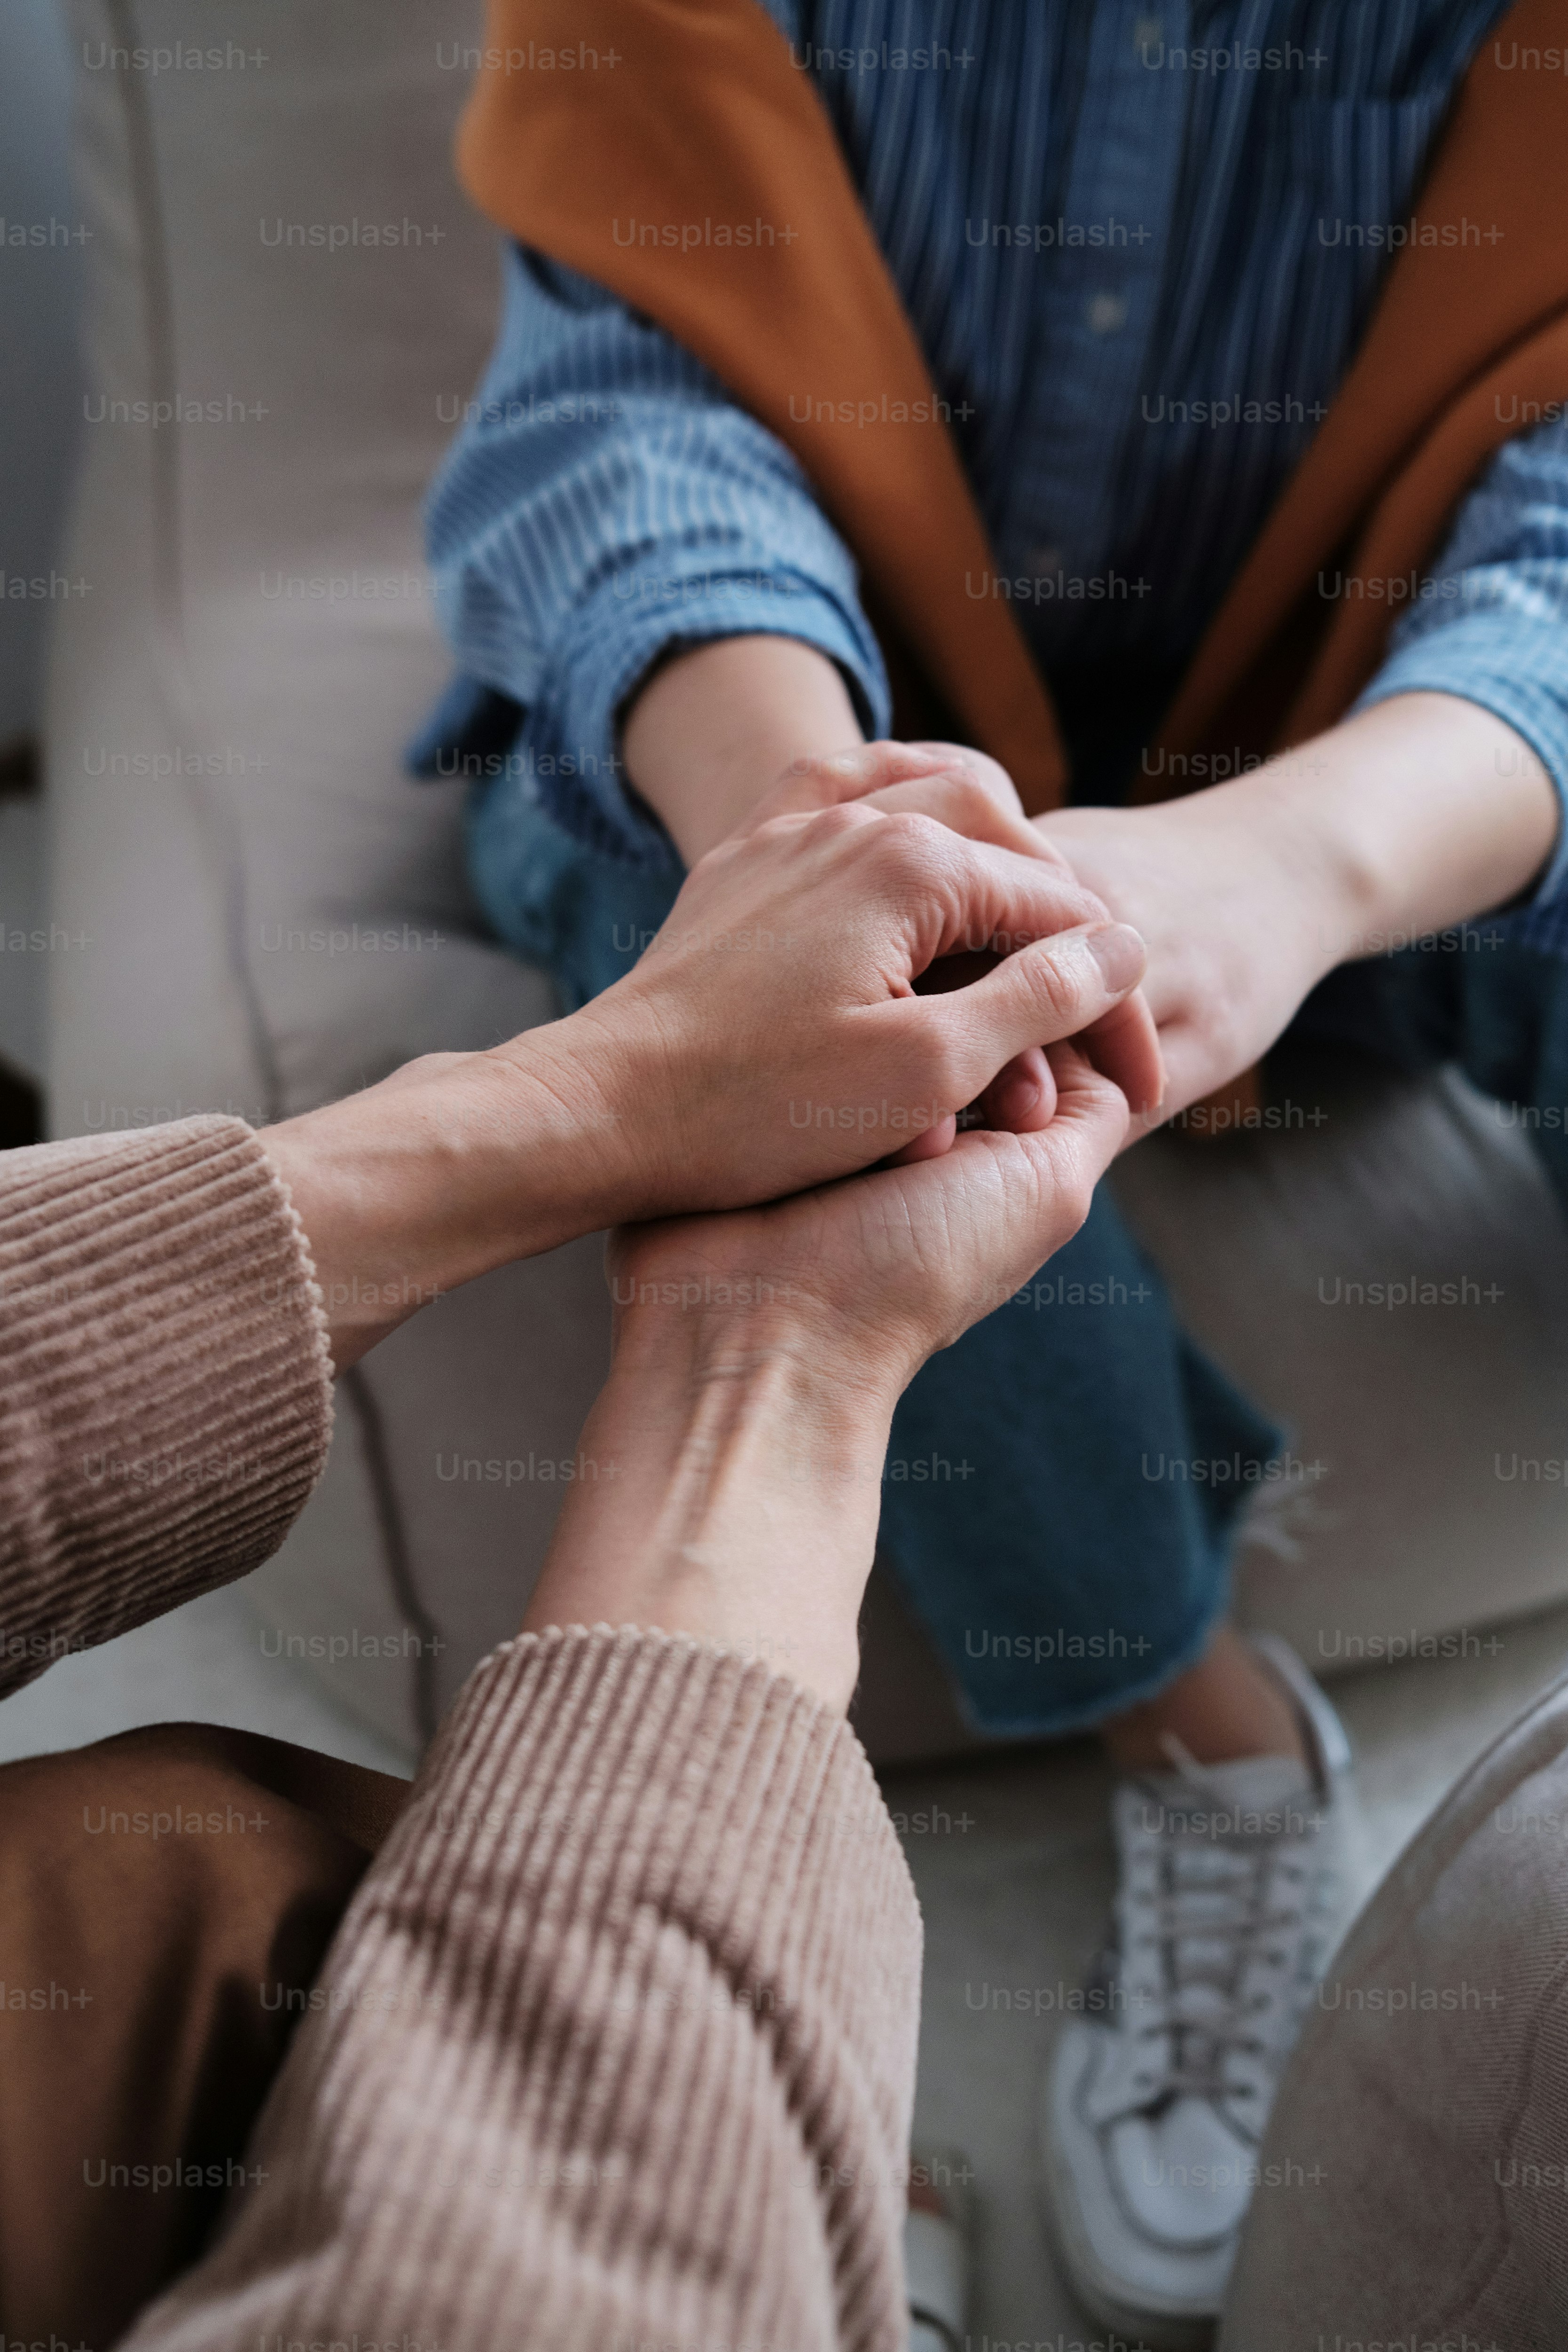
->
[968,749,1025,813]
[876,809,954,878]
[1026,941,1090,1028]
[823,797,874,834]
[799,801,871,849]
[944,773,1000,832]
[907,1012,967,1107]
[1058,1173,1095,1237]
[778,750,842,790]
[745,810,800,850]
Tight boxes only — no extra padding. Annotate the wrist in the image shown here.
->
[1201,750,1383,989]
[523,1302,897,1710]
[1239,696,1559,969]
[622,634,865,864]
[259,1039,629,1369]
[613,1287,906,1432]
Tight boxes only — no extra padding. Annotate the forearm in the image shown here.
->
[1238,692,1559,966]
[622,634,865,864]
[524,1307,897,1711]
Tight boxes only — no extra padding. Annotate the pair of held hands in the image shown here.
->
[587,738,1160,1395]
[270,691,1549,1399]
[259,731,1368,1705]
[261,696,1549,1700]
[267,739,1167,1404]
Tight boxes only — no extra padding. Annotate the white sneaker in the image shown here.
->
[1041,1636,1355,2350]
[905,2146,973,2352]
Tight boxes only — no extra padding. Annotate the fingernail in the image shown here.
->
[1085,922,1146,994]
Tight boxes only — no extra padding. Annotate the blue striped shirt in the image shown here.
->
[421,0,1568,934]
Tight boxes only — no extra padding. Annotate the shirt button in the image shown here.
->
[1134,14,1162,46]
[1087,293,1128,335]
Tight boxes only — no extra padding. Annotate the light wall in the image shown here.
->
[0,0,79,1080]
[0,0,81,744]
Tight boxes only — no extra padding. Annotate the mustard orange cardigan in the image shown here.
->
[454,0,1568,811]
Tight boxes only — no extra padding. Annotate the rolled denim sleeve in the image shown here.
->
[1354,411,1568,924]
[424,243,889,862]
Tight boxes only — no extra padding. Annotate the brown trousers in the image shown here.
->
[0,1724,408,2347]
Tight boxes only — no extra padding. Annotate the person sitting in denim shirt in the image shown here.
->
[413,5,1568,2335]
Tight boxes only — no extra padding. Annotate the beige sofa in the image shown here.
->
[48,0,1568,1772]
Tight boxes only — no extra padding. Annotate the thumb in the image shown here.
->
[930,921,1149,1101]
[1011,1041,1132,1237]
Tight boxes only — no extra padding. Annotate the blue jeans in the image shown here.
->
[468,780,1279,1736]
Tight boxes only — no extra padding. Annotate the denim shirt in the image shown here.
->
[418,0,1568,940]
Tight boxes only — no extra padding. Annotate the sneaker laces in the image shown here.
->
[1120,1735,1320,2119]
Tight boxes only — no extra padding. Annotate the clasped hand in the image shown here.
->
[265,740,1159,1376]
[601,739,1161,1392]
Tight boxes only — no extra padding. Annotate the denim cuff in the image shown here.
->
[535,568,891,861]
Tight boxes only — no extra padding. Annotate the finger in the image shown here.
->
[883,1110,958,1168]
[749,740,953,828]
[902,739,1025,804]
[1021,1039,1133,1194]
[1076,986,1166,1118]
[1116,1014,1221,1137]
[852,769,1067,866]
[922,920,1148,1101]
[1044,1037,1135,1124]
[979,1045,1057,1133]
[996,1041,1133,1219]
[990,1052,1055,1130]
[887,826,1113,970]
[905,1039,1062,1158]
[900,742,1031,825]
[885,1046,1129,1331]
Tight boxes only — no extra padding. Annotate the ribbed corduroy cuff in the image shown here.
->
[0,1115,334,1694]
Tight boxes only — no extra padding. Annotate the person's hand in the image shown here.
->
[1033,785,1339,1132]
[741,740,1162,1152]
[524,740,1161,1212]
[1035,696,1563,1135]
[262,741,1155,1371]
[524,1011,1136,1709]
[605,1038,1131,1398]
